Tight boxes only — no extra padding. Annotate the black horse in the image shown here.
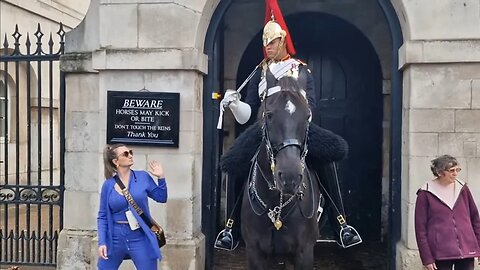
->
[241,73,321,270]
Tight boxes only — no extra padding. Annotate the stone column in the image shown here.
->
[391,0,480,268]
[396,40,480,270]
[56,0,208,269]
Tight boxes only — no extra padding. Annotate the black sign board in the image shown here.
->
[107,91,179,147]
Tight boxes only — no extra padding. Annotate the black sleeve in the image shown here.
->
[243,69,262,121]
[302,65,316,109]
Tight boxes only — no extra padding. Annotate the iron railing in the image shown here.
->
[0,23,65,266]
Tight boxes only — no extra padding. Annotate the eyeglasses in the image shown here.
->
[117,150,133,158]
[446,167,461,173]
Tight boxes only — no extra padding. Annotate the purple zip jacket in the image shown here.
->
[414,180,480,265]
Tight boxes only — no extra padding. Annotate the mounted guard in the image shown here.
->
[215,0,361,252]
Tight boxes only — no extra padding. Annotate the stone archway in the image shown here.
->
[202,0,404,269]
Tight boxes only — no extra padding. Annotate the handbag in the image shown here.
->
[114,175,166,248]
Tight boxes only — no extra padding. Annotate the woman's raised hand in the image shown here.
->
[148,160,165,179]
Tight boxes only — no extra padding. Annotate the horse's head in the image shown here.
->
[261,68,311,196]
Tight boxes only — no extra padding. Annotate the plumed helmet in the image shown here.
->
[262,20,286,47]
[263,0,296,55]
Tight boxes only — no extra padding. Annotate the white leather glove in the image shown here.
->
[220,90,241,109]
[220,89,251,124]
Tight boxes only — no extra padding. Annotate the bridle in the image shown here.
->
[261,87,310,190]
[247,87,313,230]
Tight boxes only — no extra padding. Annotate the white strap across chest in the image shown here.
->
[258,59,301,97]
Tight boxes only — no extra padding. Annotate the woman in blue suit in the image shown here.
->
[97,144,168,270]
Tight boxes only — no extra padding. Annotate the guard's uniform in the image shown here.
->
[245,57,316,120]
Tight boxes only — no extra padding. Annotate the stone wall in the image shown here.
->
[0,0,89,30]
[57,0,214,269]
[395,0,480,269]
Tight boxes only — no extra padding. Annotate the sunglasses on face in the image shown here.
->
[446,167,461,173]
[117,150,133,158]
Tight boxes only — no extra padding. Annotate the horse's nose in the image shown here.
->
[277,171,302,194]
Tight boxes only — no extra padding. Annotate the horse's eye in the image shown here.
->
[264,112,273,120]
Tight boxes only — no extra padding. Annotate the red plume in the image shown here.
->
[264,0,296,55]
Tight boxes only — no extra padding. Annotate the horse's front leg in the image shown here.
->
[293,243,315,270]
[245,245,269,270]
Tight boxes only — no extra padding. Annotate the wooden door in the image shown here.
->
[293,13,383,241]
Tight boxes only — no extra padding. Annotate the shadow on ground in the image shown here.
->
[215,242,387,270]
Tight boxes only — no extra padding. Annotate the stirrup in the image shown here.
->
[338,225,362,248]
[214,228,239,251]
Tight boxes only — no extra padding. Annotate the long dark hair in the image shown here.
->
[103,144,126,179]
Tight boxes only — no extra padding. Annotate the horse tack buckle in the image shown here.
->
[337,215,346,225]
[225,218,234,228]
[268,207,283,230]
[270,162,275,174]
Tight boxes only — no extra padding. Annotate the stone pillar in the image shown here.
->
[56,0,209,269]
[397,40,480,270]
[391,0,480,268]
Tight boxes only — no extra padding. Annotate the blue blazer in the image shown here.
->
[97,170,168,260]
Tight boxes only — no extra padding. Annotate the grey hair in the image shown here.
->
[430,155,458,177]
[103,144,126,179]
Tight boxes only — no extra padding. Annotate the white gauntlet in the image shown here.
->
[221,89,251,124]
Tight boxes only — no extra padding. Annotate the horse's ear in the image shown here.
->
[265,67,277,90]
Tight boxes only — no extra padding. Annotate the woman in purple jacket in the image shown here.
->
[97,144,168,270]
[415,155,480,270]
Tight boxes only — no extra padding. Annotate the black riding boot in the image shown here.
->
[317,162,362,248]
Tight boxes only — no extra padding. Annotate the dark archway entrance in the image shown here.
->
[202,1,403,269]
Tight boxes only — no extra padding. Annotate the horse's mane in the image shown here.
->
[278,76,302,92]
[276,76,308,105]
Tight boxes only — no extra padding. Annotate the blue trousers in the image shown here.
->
[98,223,158,270]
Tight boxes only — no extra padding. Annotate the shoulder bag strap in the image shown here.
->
[114,174,153,228]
